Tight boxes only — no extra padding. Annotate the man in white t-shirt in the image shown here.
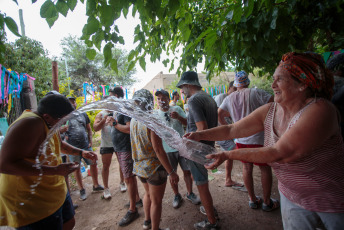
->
[218,71,279,211]
[155,89,200,209]
[215,81,246,191]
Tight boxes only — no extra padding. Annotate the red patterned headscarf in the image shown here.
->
[279,52,334,99]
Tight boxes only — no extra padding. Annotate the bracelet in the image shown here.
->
[79,150,83,156]
[168,169,175,176]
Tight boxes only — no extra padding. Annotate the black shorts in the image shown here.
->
[100,147,114,154]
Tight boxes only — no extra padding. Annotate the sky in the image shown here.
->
[1,0,203,91]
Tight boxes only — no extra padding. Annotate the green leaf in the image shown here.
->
[46,15,59,28]
[103,42,113,66]
[128,50,136,61]
[245,0,255,17]
[87,16,99,34]
[118,36,125,45]
[265,0,273,10]
[123,7,128,18]
[67,0,77,11]
[13,0,18,4]
[100,5,116,27]
[85,39,93,47]
[4,16,21,36]
[0,14,5,29]
[110,58,118,73]
[92,31,104,50]
[56,0,69,17]
[233,5,242,23]
[127,61,136,72]
[31,0,37,3]
[40,0,58,18]
[86,0,96,16]
[86,48,97,60]
[139,56,146,71]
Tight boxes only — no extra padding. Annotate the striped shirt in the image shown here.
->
[264,100,344,212]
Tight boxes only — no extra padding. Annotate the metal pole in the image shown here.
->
[19,9,25,36]
[65,59,70,94]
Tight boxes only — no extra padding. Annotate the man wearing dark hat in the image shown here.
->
[177,71,219,230]
[155,89,200,209]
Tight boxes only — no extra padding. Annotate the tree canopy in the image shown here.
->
[3,0,344,80]
[3,36,52,99]
[59,35,136,96]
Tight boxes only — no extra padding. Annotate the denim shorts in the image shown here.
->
[186,159,208,186]
[68,147,95,166]
[17,192,75,230]
[138,166,168,186]
[167,151,189,172]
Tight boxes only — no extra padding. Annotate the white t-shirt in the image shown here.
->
[100,111,114,148]
[220,88,271,145]
[157,106,186,153]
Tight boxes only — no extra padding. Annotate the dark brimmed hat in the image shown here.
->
[176,71,202,88]
[155,89,170,98]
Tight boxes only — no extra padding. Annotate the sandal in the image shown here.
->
[262,198,280,212]
[249,196,262,209]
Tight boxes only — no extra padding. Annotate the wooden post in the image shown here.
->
[52,61,59,92]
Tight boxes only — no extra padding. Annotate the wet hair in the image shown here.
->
[111,87,124,98]
[37,94,75,119]
[172,91,179,98]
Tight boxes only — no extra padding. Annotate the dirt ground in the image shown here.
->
[70,146,283,230]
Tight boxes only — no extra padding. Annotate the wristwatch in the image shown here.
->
[113,120,117,126]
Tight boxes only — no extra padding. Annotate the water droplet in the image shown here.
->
[19,203,24,206]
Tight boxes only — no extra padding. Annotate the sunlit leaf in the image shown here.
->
[86,48,96,60]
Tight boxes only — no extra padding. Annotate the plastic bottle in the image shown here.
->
[80,162,87,178]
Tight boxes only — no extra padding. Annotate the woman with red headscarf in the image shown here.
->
[185,52,344,229]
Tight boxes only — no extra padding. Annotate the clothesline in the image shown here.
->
[0,64,36,114]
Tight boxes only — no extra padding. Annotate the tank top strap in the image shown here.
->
[288,99,316,129]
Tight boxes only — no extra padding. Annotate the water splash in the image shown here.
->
[38,96,218,167]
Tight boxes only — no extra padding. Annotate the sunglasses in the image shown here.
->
[164,112,170,122]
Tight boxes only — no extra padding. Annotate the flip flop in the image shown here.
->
[225,182,244,188]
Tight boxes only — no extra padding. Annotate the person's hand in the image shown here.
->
[183,132,201,141]
[170,111,179,119]
[169,171,179,184]
[204,152,227,170]
[59,125,68,133]
[106,116,115,126]
[81,150,98,163]
[55,162,79,176]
